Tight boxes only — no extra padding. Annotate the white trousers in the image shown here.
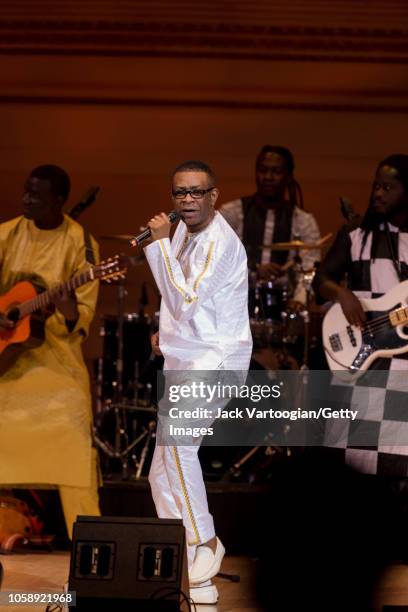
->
[148,439,215,568]
[149,369,246,568]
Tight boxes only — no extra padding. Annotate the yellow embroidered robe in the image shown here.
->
[0,215,99,487]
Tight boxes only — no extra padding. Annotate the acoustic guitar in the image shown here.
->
[0,255,126,373]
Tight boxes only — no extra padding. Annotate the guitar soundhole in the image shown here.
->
[402,326,408,335]
[7,308,20,323]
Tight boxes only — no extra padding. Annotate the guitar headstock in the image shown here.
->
[95,255,128,283]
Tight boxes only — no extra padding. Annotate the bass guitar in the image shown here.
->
[322,280,408,378]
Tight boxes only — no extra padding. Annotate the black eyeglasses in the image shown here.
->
[172,187,214,200]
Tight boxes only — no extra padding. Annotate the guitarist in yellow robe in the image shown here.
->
[0,164,100,539]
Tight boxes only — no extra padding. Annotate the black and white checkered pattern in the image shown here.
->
[324,358,408,476]
[321,223,408,476]
[348,224,408,299]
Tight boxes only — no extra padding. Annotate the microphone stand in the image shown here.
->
[67,186,100,220]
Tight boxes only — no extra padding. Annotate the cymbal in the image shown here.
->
[259,233,333,251]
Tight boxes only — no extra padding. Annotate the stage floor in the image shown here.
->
[2,552,408,611]
[1,552,261,612]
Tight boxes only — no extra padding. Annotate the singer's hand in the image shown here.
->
[151,331,162,356]
[147,213,171,242]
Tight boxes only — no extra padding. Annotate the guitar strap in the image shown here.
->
[384,223,406,282]
[83,228,96,265]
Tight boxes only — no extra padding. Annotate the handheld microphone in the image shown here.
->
[129,210,180,247]
[68,186,100,220]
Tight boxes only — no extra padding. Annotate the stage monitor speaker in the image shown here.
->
[68,516,189,611]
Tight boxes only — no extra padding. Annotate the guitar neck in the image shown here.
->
[389,306,408,327]
[18,268,95,318]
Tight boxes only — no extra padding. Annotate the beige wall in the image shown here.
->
[1,55,407,232]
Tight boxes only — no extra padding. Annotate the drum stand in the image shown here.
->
[94,406,156,480]
[282,260,317,457]
[222,258,318,482]
[300,268,316,369]
[290,253,316,369]
[132,420,156,479]
[93,277,157,480]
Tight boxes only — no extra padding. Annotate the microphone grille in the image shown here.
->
[168,210,180,223]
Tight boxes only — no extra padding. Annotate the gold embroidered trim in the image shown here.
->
[158,239,197,304]
[176,232,189,261]
[172,446,201,546]
[193,241,215,292]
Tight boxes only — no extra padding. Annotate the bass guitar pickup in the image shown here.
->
[347,325,357,347]
[329,333,342,352]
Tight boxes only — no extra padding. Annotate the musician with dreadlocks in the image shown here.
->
[315,154,408,344]
[219,145,321,303]
[314,154,408,489]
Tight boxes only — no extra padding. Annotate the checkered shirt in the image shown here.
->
[315,222,408,476]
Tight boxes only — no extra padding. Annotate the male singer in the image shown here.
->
[144,160,252,605]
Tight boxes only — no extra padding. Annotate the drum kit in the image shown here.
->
[249,234,332,370]
[210,233,333,483]
[93,235,161,480]
[92,231,332,481]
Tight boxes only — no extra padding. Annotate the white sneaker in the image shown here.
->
[189,537,225,585]
[190,579,219,605]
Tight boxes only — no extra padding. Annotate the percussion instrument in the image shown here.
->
[259,233,333,252]
[249,279,288,323]
[99,313,153,402]
[251,234,333,368]
[92,257,159,480]
[249,277,288,347]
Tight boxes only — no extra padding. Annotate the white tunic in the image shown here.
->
[145,212,252,566]
[144,211,252,371]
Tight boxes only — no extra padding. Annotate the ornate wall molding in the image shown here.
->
[0,0,408,63]
[0,94,408,114]
[0,2,407,112]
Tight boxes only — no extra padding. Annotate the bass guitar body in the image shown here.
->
[322,280,408,378]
